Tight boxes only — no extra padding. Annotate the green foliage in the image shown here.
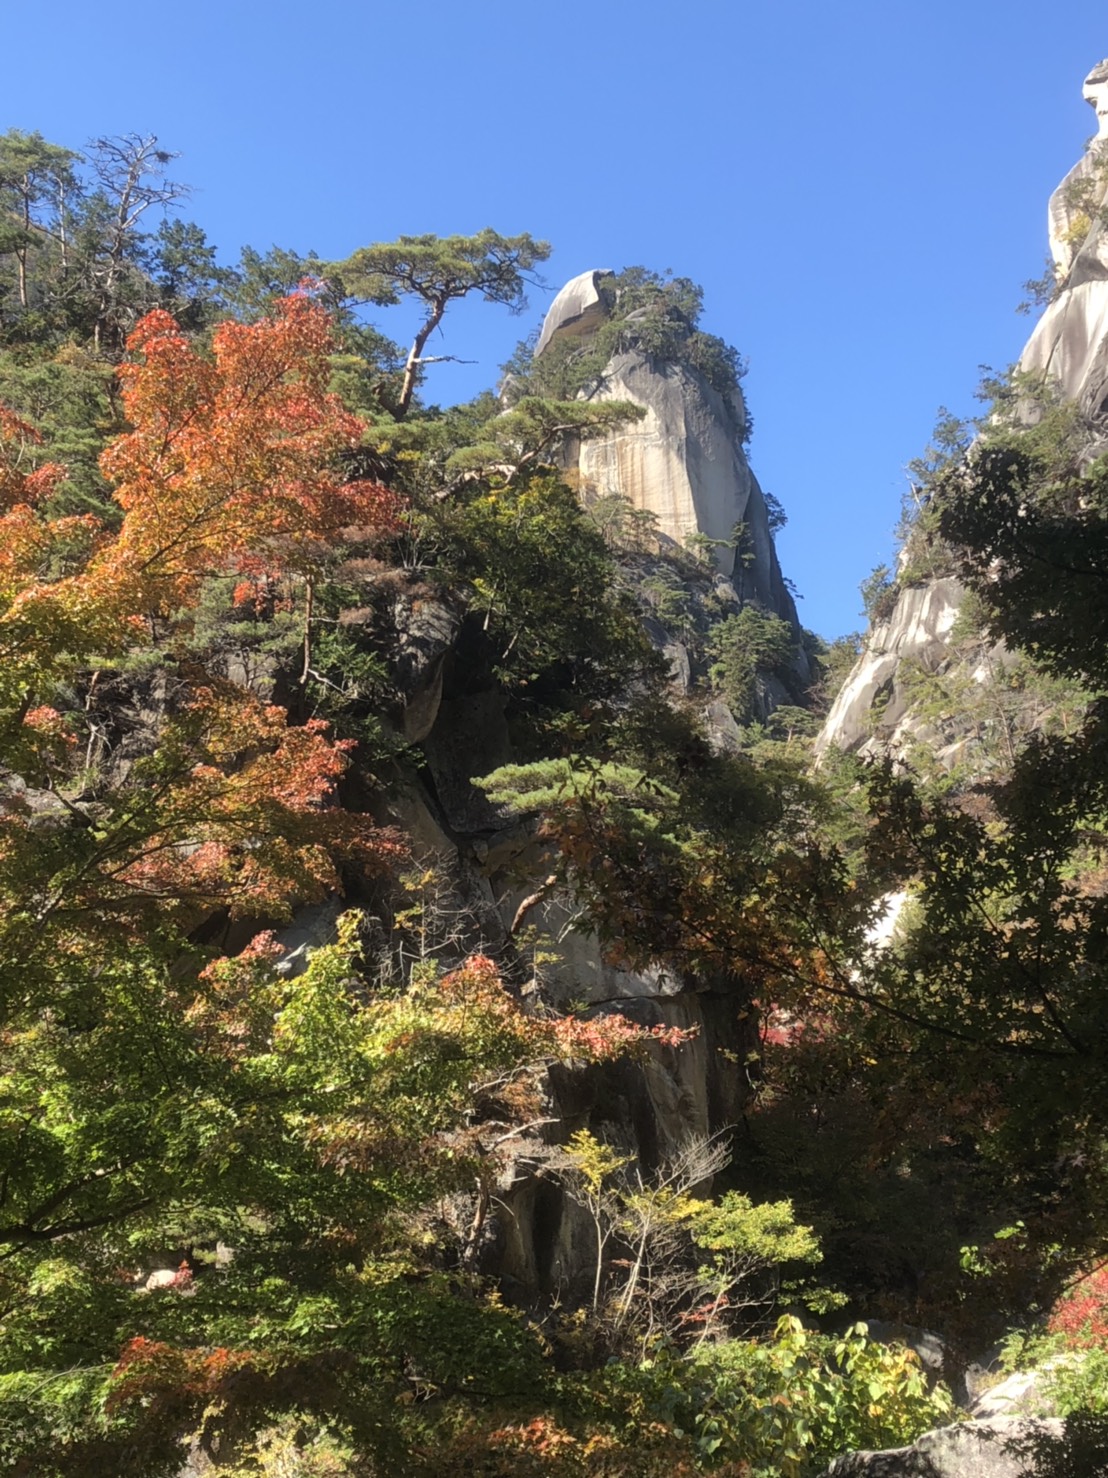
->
[0,343,120,517]
[937,435,1108,691]
[507,266,748,410]
[444,395,643,483]
[432,474,664,707]
[661,1317,953,1476]
[331,230,551,418]
[810,632,862,713]
[333,229,550,316]
[859,564,897,623]
[763,489,788,534]
[707,605,795,720]
[481,698,873,995]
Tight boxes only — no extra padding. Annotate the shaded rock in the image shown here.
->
[217,647,278,699]
[704,696,743,752]
[387,591,462,743]
[421,688,515,836]
[535,267,613,356]
[663,640,692,692]
[863,1320,946,1380]
[821,1418,1064,1478]
[273,899,343,978]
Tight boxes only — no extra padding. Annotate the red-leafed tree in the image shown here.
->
[97,293,398,609]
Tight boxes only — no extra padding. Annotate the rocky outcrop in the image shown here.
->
[575,349,793,612]
[819,59,1108,762]
[1021,59,1108,417]
[819,1418,1063,1478]
[538,270,800,629]
[814,579,965,759]
[535,268,613,356]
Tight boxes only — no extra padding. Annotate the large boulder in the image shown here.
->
[820,1417,1064,1478]
[534,267,613,356]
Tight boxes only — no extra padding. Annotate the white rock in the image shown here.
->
[1024,58,1108,411]
[821,1417,1065,1477]
[144,1268,181,1291]
[970,1368,1047,1419]
[815,579,964,758]
[818,59,1108,763]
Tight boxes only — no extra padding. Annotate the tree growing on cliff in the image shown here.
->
[330,229,551,418]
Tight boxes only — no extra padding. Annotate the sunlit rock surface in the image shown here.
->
[820,1418,1064,1478]
[814,579,963,758]
[1021,58,1108,414]
[534,267,613,356]
[819,58,1108,760]
[536,272,800,631]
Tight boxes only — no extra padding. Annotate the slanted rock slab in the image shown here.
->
[820,1418,1064,1477]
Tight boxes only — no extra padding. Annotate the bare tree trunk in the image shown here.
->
[17,184,29,309]
[300,579,314,688]
[396,297,447,418]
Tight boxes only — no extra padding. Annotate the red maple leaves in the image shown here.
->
[98,295,398,607]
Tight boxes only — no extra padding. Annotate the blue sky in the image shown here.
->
[6,1,1108,637]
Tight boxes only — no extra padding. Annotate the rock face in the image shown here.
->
[273,273,807,1299]
[820,1418,1063,1478]
[1021,59,1108,416]
[814,579,965,760]
[535,268,614,356]
[539,270,800,625]
[819,59,1108,761]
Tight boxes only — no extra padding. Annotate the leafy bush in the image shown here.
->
[636,1317,953,1476]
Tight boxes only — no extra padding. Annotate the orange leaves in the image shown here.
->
[99,294,399,607]
[438,953,696,1066]
[108,1336,256,1415]
[102,683,406,922]
[0,295,401,703]
[0,408,64,511]
[0,684,406,949]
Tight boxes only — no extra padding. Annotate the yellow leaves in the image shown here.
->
[563,1129,633,1193]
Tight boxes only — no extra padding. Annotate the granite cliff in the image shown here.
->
[359,270,812,1295]
[817,58,1108,764]
[538,267,800,620]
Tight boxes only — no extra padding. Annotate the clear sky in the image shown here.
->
[6,1,1108,637]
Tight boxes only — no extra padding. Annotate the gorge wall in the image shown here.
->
[817,58,1108,763]
[367,271,809,1294]
[537,267,800,619]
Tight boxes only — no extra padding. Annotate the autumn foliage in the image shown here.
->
[98,295,399,606]
[1049,1263,1108,1350]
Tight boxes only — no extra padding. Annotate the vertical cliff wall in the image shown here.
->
[817,58,1108,761]
[536,268,802,629]
[1021,58,1108,416]
[367,272,814,1292]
